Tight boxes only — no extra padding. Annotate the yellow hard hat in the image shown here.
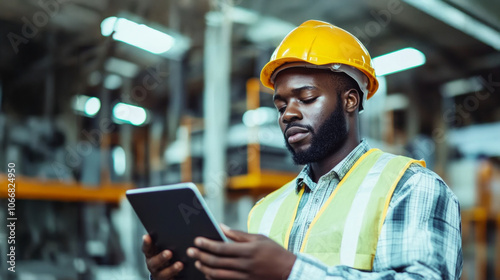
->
[260,20,379,104]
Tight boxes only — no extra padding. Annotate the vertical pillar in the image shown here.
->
[406,87,420,142]
[44,32,55,121]
[98,81,111,185]
[435,91,452,176]
[203,2,232,222]
[167,0,185,142]
[120,79,133,183]
[149,118,164,186]
[167,59,185,142]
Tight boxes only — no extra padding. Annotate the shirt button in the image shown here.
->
[314,198,320,203]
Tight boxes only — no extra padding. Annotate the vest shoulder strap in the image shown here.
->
[300,149,424,269]
[247,179,296,233]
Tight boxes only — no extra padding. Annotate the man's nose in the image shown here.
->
[282,103,302,123]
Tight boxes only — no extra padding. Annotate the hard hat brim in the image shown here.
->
[260,57,379,100]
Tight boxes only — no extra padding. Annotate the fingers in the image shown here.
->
[194,237,252,257]
[142,235,184,278]
[221,227,256,243]
[142,235,155,258]
[195,260,247,280]
[187,247,245,270]
[147,250,173,272]
[144,247,183,279]
[155,261,184,280]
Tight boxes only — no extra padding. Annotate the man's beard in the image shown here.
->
[284,99,348,165]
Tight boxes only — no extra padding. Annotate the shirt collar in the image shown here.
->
[295,139,371,192]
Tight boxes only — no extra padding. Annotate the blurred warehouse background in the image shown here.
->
[0,0,499,279]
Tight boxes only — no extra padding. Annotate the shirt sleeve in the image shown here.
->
[287,167,463,280]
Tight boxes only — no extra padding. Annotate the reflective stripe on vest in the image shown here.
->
[247,180,304,249]
[339,152,395,267]
[247,149,425,270]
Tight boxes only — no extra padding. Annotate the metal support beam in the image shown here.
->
[44,32,56,120]
[203,2,232,222]
[167,0,186,142]
[120,80,133,183]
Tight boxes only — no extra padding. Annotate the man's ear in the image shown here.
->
[344,89,360,113]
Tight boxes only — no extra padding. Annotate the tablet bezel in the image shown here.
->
[126,183,228,279]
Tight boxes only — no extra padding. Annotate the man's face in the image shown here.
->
[273,68,348,165]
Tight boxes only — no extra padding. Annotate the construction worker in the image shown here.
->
[143,20,462,279]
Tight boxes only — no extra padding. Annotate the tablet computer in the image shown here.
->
[126,183,227,280]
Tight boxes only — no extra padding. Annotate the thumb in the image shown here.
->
[220,224,254,242]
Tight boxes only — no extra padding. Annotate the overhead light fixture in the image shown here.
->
[441,76,483,98]
[72,95,101,117]
[373,47,426,76]
[242,107,278,127]
[229,7,259,25]
[112,102,148,126]
[85,97,101,116]
[101,16,175,54]
[112,146,126,176]
[103,74,123,90]
[404,0,500,51]
[104,58,140,78]
[247,17,296,44]
[384,93,409,111]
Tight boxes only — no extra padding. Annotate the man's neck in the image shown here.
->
[309,138,360,183]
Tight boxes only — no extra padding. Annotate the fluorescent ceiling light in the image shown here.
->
[112,102,148,126]
[103,74,123,90]
[230,7,259,24]
[72,95,101,117]
[105,58,140,78]
[164,127,189,164]
[243,107,278,127]
[247,17,296,44]
[440,76,483,97]
[384,93,409,111]
[404,0,500,51]
[101,17,175,54]
[112,146,126,176]
[85,97,101,116]
[373,47,426,76]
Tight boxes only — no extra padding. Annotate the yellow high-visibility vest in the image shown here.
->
[248,149,424,270]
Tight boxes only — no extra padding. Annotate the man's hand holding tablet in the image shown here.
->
[142,234,184,279]
[127,183,228,279]
[128,183,296,280]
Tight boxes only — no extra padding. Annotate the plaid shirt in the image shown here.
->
[287,140,463,280]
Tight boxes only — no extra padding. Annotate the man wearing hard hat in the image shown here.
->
[144,20,463,280]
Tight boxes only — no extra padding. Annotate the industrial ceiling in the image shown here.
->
[0,0,499,130]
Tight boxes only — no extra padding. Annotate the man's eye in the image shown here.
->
[278,106,286,114]
[302,97,317,104]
